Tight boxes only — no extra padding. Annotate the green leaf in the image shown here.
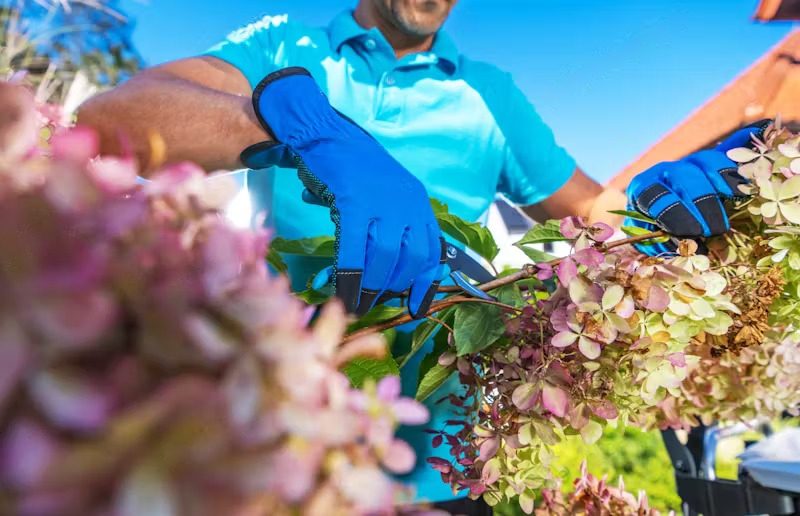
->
[515,220,567,246]
[431,199,499,261]
[398,306,454,367]
[453,303,507,356]
[417,325,450,378]
[342,355,400,388]
[415,363,454,401]
[265,247,288,274]
[270,236,335,257]
[515,244,556,264]
[294,288,332,305]
[415,325,454,401]
[621,225,670,244]
[607,209,657,224]
[347,305,407,332]
[492,284,525,308]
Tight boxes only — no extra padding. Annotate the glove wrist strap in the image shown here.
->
[251,66,339,148]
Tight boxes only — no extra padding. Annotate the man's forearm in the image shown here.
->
[522,167,625,226]
[588,187,626,226]
[77,72,268,174]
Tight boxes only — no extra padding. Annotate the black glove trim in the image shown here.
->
[635,183,670,214]
[240,141,286,170]
[251,66,313,141]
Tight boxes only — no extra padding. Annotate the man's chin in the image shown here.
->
[390,0,454,37]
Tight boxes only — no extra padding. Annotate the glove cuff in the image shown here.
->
[251,66,341,148]
[714,119,772,153]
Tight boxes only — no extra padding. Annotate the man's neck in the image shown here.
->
[353,4,434,59]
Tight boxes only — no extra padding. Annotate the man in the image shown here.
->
[78,0,757,512]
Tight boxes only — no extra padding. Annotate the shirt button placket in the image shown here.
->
[375,70,401,123]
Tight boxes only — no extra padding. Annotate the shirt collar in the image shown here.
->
[430,31,459,73]
[328,11,459,73]
[328,11,369,52]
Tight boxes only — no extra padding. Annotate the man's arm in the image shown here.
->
[77,56,268,174]
[521,167,626,225]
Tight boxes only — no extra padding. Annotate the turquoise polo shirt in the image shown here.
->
[206,11,576,503]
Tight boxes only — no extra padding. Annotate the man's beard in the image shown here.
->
[386,0,451,37]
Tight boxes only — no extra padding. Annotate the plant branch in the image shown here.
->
[342,230,665,342]
[344,296,518,343]
[438,230,666,293]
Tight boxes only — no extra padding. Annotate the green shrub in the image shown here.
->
[493,425,681,515]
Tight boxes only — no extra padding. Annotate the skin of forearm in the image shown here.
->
[523,167,625,227]
[587,188,626,226]
[76,73,268,174]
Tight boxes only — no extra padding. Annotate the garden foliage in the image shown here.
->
[0,83,428,516]
[282,120,800,514]
[412,120,800,513]
[4,74,800,515]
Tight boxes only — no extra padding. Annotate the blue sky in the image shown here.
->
[119,0,794,183]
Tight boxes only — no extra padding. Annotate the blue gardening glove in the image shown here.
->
[625,120,771,255]
[240,67,445,318]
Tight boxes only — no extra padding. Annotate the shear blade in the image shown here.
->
[450,270,493,300]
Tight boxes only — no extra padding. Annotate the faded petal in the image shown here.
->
[33,291,118,349]
[519,492,535,514]
[481,457,501,485]
[336,465,394,511]
[542,384,569,417]
[116,460,178,516]
[557,258,578,287]
[615,295,636,318]
[578,335,602,359]
[560,216,584,239]
[589,222,614,242]
[512,382,539,410]
[667,352,687,367]
[573,248,604,268]
[392,398,429,425]
[779,143,800,158]
[0,418,60,488]
[779,175,800,200]
[580,419,603,444]
[335,334,387,367]
[478,437,500,462]
[726,147,760,163]
[376,376,401,402]
[592,400,619,420]
[0,324,29,412]
[601,284,624,311]
[645,285,670,312]
[535,263,554,280]
[29,369,113,432]
[223,355,263,428]
[781,202,800,224]
[51,126,99,163]
[87,156,137,194]
[427,457,452,474]
[381,438,416,474]
[551,331,578,348]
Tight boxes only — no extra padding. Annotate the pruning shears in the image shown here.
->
[309,242,495,301]
[301,188,496,303]
[443,243,496,301]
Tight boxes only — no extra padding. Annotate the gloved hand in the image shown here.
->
[240,67,445,317]
[625,120,771,255]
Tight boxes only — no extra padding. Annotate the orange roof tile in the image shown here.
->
[755,0,800,21]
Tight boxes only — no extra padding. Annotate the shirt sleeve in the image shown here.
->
[494,73,577,207]
[203,14,291,89]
